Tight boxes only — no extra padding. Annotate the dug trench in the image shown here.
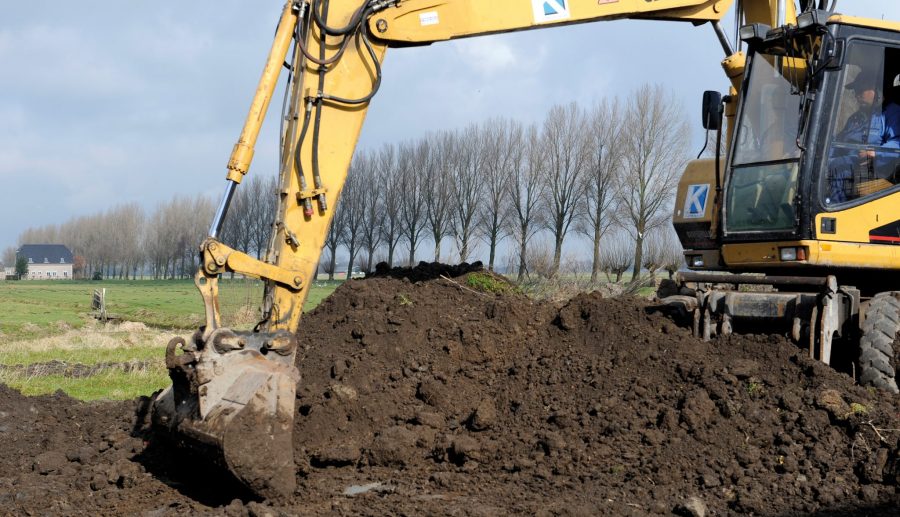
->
[0,262,898,515]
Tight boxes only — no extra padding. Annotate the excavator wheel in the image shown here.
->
[859,292,900,393]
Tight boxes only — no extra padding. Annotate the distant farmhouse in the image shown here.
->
[16,244,74,280]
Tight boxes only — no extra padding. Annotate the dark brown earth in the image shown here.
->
[1,262,899,515]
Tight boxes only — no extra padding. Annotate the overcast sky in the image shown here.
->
[2,1,898,251]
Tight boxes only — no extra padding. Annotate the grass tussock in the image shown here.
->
[465,272,520,295]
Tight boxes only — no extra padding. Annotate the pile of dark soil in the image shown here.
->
[1,262,898,515]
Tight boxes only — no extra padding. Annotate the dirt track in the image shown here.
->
[1,263,898,515]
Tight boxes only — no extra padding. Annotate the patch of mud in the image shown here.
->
[0,262,898,515]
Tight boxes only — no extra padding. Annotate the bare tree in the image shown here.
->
[424,132,456,262]
[618,84,690,282]
[323,198,347,281]
[641,229,666,283]
[578,99,622,282]
[479,117,519,271]
[341,155,366,276]
[524,241,555,279]
[108,203,144,278]
[452,124,484,262]
[1,246,16,267]
[377,144,402,267]
[542,103,591,276]
[600,232,634,283]
[398,141,428,265]
[358,151,384,273]
[319,252,336,279]
[507,124,546,282]
[245,174,276,259]
[220,187,250,258]
[660,229,685,279]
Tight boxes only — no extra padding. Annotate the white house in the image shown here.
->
[17,244,74,280]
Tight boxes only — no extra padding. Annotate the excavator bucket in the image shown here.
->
[151,328,300,499]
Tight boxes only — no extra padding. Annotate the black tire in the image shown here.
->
[859,292,900,393]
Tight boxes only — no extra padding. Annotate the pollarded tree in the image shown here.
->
[358,150,384,273]
[398,140,428,265]
[600,232,634,283]
[323,194,347,281]
[479,117,520,271]
[506,124,547,282]
[542,103,591,277]
[617,84,689,282]
[424,131,456,262]
[578,98,622,283]
[452,124,484,262]
[377,144,403,267]
[341,155,366,276]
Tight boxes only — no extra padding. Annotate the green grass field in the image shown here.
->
[0,278,340,340]
[0,279,339,400]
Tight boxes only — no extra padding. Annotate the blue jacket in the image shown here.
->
[828,102,900,203]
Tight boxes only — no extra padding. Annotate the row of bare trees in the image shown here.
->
[6,176,275,279]
[6,84,688,283]
[324,84,689,281]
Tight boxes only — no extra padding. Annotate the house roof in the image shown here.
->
[17,244,74,264]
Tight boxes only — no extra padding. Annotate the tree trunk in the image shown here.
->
[631,234,644,282]
[328,251,336,281]
[591,224,601,283]
[346,242,356,278]
[488,237,497,272]
[517,237,527,282]
[552,233,563,278]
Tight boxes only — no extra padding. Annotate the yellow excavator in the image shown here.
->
[150,0,900,499]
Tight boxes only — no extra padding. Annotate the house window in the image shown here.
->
[28,258,33,264]
[44,258,49,264]
[60,258,65,264]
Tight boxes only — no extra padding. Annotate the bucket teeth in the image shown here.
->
[152,328,300,499]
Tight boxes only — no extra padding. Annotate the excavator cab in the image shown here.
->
[667,11,900,390]
[680,11,900,279]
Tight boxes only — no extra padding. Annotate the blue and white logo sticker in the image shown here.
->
[532,0,570,24]
[683,184,710,219]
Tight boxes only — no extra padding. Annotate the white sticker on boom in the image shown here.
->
[684,184,710,219]
[419,11,439,26]
[532,0,571,24]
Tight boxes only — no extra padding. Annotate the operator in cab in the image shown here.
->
[827,69,900,204]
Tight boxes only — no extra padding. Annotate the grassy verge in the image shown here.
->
[7,370,171,401]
